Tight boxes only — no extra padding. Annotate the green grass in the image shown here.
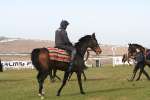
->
[0,65,150,100]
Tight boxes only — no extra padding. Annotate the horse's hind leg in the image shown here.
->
[49,69,54,82]
[52,69,61,81]
[68,72,73,81]
[77,72,85,94]
[82,71,87,81]
[54,70,61,81]
[37,71,49,98]
[142,69,150,80]
[57,72,70,96]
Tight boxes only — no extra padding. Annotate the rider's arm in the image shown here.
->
[61,30,72,46]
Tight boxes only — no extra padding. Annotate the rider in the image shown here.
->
[55,20,76,72]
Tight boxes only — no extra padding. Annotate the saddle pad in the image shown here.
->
[47,47,70,62]
[146,50,150,56]
[146,50,150,60]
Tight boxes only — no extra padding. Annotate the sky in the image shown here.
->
[0,0,150,47]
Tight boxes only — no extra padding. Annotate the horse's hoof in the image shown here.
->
[81,91,85,95]
[38,93,42,97]
[41,96,44,100]
[38,93,44,97]
[56,93,60,96]
[42,91,45,95]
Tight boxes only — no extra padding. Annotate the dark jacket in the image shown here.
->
[55,28,74,52]
[135,52,145,63]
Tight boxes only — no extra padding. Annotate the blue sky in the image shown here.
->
[0,0,150,47]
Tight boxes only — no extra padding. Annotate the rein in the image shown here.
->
[84,50,90,61]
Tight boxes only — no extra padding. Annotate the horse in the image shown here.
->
[31,33,102,98]
[128,43,150,81]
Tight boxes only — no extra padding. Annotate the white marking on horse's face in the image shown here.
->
[136,49,140,52]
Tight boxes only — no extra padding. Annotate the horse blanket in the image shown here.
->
[47,47,70,62]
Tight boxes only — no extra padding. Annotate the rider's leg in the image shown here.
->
[67,49,76,72]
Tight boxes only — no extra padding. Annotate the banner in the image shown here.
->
[1,61,34,70]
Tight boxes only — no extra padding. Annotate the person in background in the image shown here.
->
[0,59,3,72]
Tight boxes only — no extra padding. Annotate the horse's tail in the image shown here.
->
[31,48,50,71]
[31,48,41,71]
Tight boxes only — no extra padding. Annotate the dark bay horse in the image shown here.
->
[128,43,150,81]
[31,33,102,97]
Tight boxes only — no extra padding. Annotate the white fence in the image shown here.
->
[86,56,133,67]
[1,56,133,70]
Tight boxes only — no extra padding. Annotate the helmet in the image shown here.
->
[60,20,69,28]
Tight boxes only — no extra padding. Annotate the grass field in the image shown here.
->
[0,65,150,100]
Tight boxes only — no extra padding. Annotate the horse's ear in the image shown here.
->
[92,33,95,38]
[128,43,131,46]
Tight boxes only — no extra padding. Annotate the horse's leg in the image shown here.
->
[76,71,85,94]
[37,72,42,95]
[136,68,143,81]
[82,71,87,81]
[57,72,70,96]
[55,75,61,81]
[142,69,150,80]
[68,72,73,81]
[127,59,131,66]
[128,61,132,66]
[48,69,54,81]
[53,69,61,81]
[129,64,139,81]
[37,70,49,99]
[54,70,61,81]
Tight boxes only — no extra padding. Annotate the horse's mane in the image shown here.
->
[75,35,92,47]
[132,43,145,50]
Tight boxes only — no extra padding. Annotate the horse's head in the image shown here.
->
[75,33,102,55]
[128,43,137,56]
[87,33,102,55]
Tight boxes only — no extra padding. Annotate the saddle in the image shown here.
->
[47,47,71,62]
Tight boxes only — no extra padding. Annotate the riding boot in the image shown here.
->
[67,61,73,72]
[67,49,76,72]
